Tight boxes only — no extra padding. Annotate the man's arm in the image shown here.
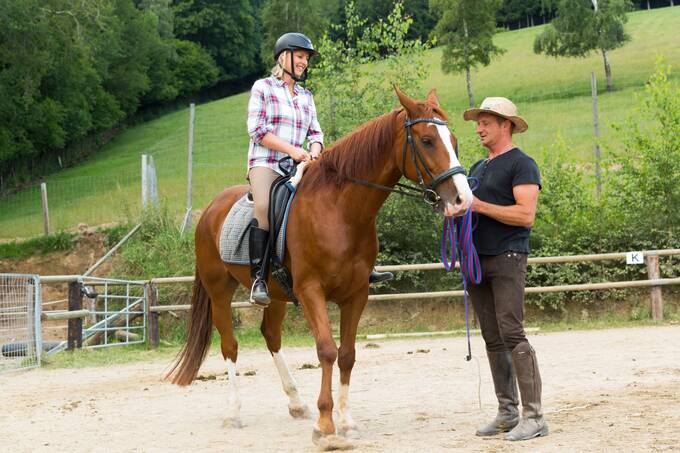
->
[471,184,539,228]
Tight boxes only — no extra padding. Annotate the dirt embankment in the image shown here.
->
[0,229,114,300]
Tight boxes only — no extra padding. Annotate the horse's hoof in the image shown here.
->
[289,404,311,419]
[312,429,354,451]
[222,417,243,429]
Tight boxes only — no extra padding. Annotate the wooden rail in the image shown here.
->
[37,248,679,349]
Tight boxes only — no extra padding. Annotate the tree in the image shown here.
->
[309,1,431,141]
[430,0,505,107]
[172,0,262,81]
[259,0,332,67]
[533,0,632,91]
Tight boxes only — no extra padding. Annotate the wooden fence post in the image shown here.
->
[180,103,195,234]
[40,182,50,236]
[67,282,83,350]
[591,72,602,196]
[147,283,160,348]
[646,255,663,321]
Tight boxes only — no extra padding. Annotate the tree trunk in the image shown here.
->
[466,65,475,108]
[602,49,613,91]
[647,0,651,9]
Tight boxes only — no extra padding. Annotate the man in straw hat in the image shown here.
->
[463,97,548,441]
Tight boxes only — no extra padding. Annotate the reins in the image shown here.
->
[441,177,481,362]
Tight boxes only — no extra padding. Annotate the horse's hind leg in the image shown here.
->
[261,300,311,419]
[205,272,242,428]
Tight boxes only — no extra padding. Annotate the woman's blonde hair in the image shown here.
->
[271,50,289,79]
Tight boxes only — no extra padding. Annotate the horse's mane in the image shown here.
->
[299,109,402,190]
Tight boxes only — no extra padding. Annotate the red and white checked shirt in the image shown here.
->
[247,76,324,175]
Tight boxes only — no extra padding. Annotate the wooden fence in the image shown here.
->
[38,248,680,350]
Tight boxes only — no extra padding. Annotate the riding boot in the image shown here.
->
[476,351,520,436]
[506,342,549,441]
[369,268,394,284]
[248,221,271,308]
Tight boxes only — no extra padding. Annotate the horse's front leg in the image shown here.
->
[297,283,351,450]
[336,289,369,438]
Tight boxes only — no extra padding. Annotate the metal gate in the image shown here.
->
[82,277,147,349]
[0,274,41,373]
[47,277,147,355]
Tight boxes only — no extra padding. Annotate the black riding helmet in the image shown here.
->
[274,32,318,83]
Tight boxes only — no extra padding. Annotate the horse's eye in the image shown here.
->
[421,137,433,148]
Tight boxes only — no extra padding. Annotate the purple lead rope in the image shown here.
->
[441,180,481,361]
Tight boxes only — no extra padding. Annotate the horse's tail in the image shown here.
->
[166,267,213,386]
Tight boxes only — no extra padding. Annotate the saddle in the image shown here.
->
[219,165,304,304]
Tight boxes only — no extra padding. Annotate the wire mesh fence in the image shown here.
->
[0,274,41,374]
[0,171,140,239]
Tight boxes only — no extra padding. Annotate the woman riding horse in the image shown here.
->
[246,32,392,307]
[169,86,473,449]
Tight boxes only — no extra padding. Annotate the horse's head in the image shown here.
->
[394,86,473,217]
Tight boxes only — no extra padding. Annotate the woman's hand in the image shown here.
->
[309,142,322,160]
[289,147,309,162]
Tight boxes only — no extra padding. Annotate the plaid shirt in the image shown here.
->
[247,76,324,175]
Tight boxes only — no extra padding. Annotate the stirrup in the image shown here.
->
[249,279,271,309]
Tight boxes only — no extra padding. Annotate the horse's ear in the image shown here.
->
[427,89,439,107]
[394,84,418,116]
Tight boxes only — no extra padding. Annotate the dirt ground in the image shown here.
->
[2,325,680,452]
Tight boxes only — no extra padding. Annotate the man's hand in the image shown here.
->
[471,195,482,213]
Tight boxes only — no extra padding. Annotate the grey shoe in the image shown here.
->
[506,342,549,441]
[476,351,519,436]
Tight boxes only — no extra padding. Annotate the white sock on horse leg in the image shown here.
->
[272,350,306,411]
[224,358,242,425]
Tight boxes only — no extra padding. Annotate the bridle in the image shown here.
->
[348,116,467,206]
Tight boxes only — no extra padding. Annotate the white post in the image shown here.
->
[148,155,159,208]
[40,182,50,236]
[591,72,602,196]
[141,154,149,208]
[181,103,195,234]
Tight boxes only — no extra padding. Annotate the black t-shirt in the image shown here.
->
[469,148,541,255]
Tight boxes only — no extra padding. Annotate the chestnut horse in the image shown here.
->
[167,87,472,448]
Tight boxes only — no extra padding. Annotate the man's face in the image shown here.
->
[476,113,510,148]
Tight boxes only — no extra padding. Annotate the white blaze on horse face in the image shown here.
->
[272,351,307,416]
[431,121,473,216]
[224,359,242,425]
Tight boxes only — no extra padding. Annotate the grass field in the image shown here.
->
[0,7,678,239]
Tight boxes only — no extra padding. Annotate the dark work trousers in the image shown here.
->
[468,252,529,353]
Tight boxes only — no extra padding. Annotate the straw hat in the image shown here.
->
[463,97,528,133]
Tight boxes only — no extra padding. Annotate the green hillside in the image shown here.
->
[1,7,678,239]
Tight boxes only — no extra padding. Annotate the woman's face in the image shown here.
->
[283,49,310,78]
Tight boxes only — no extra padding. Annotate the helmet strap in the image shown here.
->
[282,50,308,83]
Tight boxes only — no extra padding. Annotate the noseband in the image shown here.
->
[348,117,467,206]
